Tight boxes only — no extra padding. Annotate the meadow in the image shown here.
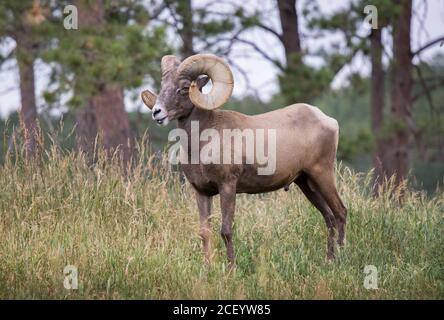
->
[0,142,442,299]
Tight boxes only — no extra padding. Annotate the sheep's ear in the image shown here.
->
[196,75,210,91]
[141,90,157,110]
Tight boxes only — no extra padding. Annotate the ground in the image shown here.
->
[0,149,442,299]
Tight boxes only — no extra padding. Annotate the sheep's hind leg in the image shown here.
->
[295,174,337,260]
[195,191,213,264]
[307,168,347,248]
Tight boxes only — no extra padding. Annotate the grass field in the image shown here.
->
[0,144,442,299]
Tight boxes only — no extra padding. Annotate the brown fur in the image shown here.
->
[144,56,347,267]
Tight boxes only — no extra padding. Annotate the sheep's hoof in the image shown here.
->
[227,262,237,273]
[326,251,336,262]
[337,236,346,248]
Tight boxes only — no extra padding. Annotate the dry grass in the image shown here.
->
[0,141,442,299]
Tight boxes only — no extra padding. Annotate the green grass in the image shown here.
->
[0,143,442,299]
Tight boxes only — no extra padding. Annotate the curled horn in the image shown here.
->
[176,54,234,110]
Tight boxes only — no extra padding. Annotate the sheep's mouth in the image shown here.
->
[156,116,168,125]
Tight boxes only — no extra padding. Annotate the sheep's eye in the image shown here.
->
[177,87,189,95]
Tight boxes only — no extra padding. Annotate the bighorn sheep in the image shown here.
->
[141,54,347,267]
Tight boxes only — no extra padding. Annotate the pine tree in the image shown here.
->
[0,0,49,159]
[42,0,169,163]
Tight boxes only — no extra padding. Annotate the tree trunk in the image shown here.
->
[16,38,38,160]
[74,0,134,163]
[75,0,104,26]
[370,27,387,193]
[277,0,306,103]
[387,0,413,187]
[92,85,134,163]
[277,0,301,67]
[175,0,194,57]
[76,100,97,157]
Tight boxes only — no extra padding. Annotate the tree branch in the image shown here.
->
[414,64,436,114]
[233,37,284,70]
[164,2,186,44]
[0,85,19,96]
[226,56,260,100]
[412,36,444,56]
[0,46,16,66]
[149,3,168,20]
[413,78,444,101]
[256,23,283,42]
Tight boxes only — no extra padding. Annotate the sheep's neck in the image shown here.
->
[177,107,214,134]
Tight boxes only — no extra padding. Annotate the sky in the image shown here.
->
[0,0,443,119]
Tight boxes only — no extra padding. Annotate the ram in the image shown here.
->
[141,54,347,268]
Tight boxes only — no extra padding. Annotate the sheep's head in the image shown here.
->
[141,54,234,126]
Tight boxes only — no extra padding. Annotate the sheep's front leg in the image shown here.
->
[219,183,236,270]
[196,191,213,264]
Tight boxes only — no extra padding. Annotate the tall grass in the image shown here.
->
[0,138,442,299]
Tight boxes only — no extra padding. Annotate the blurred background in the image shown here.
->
[0,0,443,193]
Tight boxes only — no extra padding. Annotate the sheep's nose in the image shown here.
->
[153,108,161,116]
